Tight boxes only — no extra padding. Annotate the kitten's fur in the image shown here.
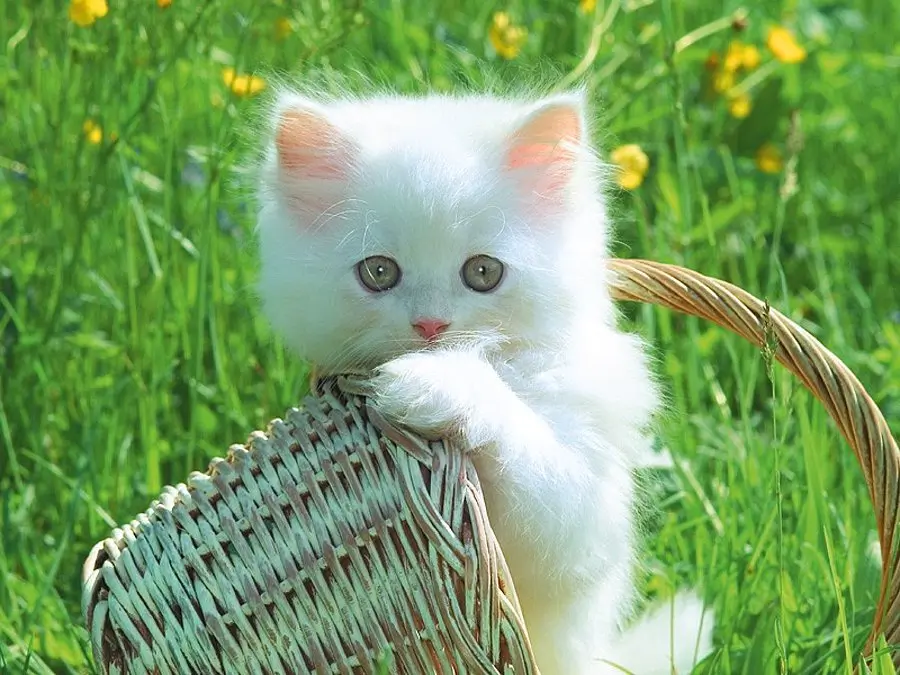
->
[255,87,713,674]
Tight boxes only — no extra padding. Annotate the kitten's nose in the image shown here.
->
[412,318,450,342]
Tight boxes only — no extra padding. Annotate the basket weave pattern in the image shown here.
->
[82,259,900,672]
[82,376,535,674]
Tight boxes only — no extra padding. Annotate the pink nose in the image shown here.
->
[412,318,450,342]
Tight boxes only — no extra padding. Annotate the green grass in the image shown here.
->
[2,0,899,672]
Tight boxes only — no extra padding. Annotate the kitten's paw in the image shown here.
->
[368,350,500,440]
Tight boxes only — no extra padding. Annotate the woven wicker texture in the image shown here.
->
[82,259,900,672]
[607,259,900,666]
[82,375,536,675]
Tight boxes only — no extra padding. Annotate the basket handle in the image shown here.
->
[607,258,900,666]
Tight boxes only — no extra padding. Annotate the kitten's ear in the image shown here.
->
[504,94,586,205]
[272,99,356,220]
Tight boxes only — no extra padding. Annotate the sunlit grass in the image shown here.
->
[1,1,899,672]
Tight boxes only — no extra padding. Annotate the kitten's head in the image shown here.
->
[256,90,614,373]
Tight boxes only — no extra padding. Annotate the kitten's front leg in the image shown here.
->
[369,349,636,674]
[368,349,629,580]
[367,348,507,447]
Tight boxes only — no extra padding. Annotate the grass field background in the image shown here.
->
[2,0,899,672]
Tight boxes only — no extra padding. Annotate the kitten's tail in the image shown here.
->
[604,591,714,674]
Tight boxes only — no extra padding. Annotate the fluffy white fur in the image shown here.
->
[255,87,713,674]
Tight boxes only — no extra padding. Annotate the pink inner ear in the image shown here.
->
[504,104,582,200]
[506,142,567,169]
[276,109,349,180]
[274,107,355,220]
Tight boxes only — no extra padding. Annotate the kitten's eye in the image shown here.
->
[356,256,401,292]
[461,255,504,293]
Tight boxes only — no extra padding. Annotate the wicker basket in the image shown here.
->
[82,259,900,673]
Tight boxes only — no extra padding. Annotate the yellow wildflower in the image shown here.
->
[222,68,266,98]
[755,143,783,173]
[82,120,103,145]
[489,12,527,60]
[580,0,597,12]
[766,26,806,64]
[723,41,761,73]
[158,0,172,7]
[69,0,108,27]
[728,93,752,119]
[274,17,293,41]
[611,144,649,190]
[741,44,761,70]
[723,42,744,73]
[712,68,735,94]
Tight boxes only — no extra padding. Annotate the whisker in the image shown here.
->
[309,197,365,233]
[311,209,359,235]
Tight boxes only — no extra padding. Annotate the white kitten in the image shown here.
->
[255,87,713,674]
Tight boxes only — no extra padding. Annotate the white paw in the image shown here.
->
[368,349,500,440]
